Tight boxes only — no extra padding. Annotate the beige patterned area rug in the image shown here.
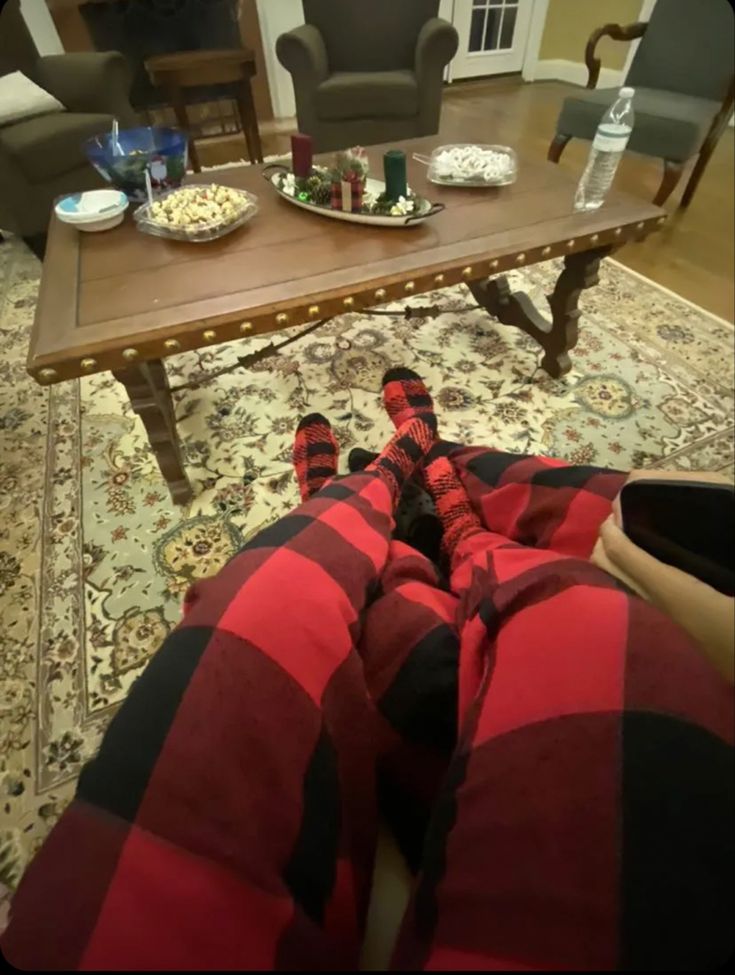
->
[0,234,733,891]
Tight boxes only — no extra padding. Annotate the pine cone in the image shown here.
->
[311,182,331,205]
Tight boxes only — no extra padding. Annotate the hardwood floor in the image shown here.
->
[198,75,735,322]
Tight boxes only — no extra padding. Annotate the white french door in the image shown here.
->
[450,0,533,80]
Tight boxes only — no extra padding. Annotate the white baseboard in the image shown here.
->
[530,58,624,89]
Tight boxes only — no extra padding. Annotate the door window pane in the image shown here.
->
[500,5,517,49]
[483,6,501,50]
[468,6,485,51]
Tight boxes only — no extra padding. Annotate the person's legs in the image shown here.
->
[292,412,339,501]
[380,367,626,560]
[395,455,735,971]
[1,417,437,971]
[449,444,626,558]
[359,538,459,872]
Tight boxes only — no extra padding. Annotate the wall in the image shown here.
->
[538,0,643,70]
[256,0,301,119]
[19,0,63,54]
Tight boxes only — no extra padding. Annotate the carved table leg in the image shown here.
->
[113,359,193,505]
[468,246,612,378]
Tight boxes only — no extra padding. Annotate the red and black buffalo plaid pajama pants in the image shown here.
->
[3,450,733,971]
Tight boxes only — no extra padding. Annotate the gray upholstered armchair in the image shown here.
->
[0,0,137,249]
[276,0,458,153]
[547,0,734,208]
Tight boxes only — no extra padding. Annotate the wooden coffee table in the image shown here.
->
[28,136,665,504]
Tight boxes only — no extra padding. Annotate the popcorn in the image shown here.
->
[149,184,250,228]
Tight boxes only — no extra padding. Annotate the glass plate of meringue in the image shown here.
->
[414,144,517,187]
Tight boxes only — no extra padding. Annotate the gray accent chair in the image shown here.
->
[276,0,458,152]
[547,0,734,207]
[0,0,137,251]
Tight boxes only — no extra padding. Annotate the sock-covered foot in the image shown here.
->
[292,413,339,501]
[366,415,436,505]
[382,367,436,430]
[424,455,483,557]
[347,446,378,473]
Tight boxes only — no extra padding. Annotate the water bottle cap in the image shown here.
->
[620,86,635,98]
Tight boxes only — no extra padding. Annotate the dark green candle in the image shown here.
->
[383,149,407,201]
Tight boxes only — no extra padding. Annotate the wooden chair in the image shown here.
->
[547,0,734,208]
[145,49,263,173]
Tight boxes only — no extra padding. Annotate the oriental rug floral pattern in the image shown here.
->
[0,234,733,896]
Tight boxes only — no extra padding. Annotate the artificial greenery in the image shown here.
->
[370,191,409,215]
[279,162,428,217]
[330,147,369,183]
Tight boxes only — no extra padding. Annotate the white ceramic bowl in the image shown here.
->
[55,189,128,232]
[74,211,127,232]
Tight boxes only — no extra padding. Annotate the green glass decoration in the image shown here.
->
[383,149,407,201]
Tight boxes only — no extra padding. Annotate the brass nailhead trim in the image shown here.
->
[614,227,623,236]
[590,233,599,243]
[541,246,551,256]
[122,348,138,361]
[516,252,526,264]
[39,368,57,381]
[374,288,387,300]
[164,339,181,351]
[276,313,289,325]
[636,221,645,230]
[308,305,320,318]
[433,274,444,285]
[404,281,415,292]
[566,239,576,249]
[343,296,355,308]
[81,358,96,370]
[657,216,666,225]
[461,266,473,278]
[240,321,253,334]
[490,259,499,269]
[203,330,216,342]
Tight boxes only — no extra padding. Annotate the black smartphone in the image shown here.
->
[619,479,735,596]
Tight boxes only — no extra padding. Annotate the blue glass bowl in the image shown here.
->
[84,126,188,203]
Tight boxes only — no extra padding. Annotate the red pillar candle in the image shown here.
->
[291,133,313,178]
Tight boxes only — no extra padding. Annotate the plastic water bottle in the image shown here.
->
[574,87,635,211]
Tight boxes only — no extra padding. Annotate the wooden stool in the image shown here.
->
[145,49,264,172]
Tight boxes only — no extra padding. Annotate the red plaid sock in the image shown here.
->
[366,416,436,505]
[382,367,436,430]
[424,455,483,557]
[292,413,339,501]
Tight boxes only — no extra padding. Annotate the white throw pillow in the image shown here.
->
[0,71,65,127]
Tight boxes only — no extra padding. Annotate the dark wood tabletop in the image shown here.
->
[28,135,665,385]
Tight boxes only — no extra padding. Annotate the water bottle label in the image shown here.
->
[593,124,631,153]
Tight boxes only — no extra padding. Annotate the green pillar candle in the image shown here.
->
[383,149,407,201]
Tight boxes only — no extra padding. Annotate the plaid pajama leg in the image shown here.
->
[395,524,734,970]
[358,540,460,872]
[2,471,410,972]
[447,446,627,559]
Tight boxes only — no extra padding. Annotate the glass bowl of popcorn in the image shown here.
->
[134,183,259,241]
[417,144,517,187]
